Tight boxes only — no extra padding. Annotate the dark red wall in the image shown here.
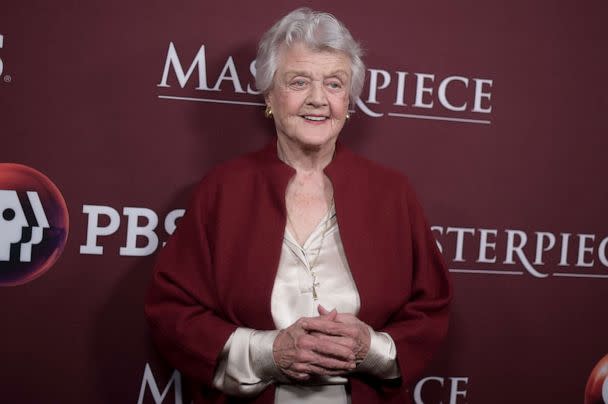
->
[1,1,607,403]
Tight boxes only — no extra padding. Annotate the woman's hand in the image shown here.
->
[309,305,371,363]
[272,309,357,381]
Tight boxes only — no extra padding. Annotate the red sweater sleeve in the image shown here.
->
[382,180,452,387]
[144,180,238,388]
[349,175,452,404]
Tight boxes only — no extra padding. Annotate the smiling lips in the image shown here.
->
[302,115,328,122]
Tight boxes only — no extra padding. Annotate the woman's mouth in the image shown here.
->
[302,115,328,122]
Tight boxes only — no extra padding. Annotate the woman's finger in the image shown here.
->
[284,369,311,381]
[310,332,357,350]
[301,317,356,337]
[317,304,332,316]
[293,349,355,371]
[299,334,354,360]
[305,364,351,377]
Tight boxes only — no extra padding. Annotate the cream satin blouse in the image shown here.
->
[212,204,400,403]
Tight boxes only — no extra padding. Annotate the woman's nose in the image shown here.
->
[306,82,328,107]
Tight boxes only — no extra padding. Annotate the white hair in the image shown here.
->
[255,8,365,105]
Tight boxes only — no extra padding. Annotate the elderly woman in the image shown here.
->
[145,8,451,404]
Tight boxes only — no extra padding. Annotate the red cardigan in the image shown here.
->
[145,142,452,403]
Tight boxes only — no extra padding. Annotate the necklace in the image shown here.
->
[285,196,334,300]
[278,143,334,300]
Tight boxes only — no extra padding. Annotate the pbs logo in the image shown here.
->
[0,163,68,286]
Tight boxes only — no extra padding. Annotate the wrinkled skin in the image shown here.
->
[273,305,371,381]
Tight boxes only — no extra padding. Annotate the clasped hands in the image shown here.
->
[272,305,371,381]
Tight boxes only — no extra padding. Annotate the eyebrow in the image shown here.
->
[328,70,349,80]
[284,70,349,80]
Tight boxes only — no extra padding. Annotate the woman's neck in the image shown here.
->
[276,137,336,174]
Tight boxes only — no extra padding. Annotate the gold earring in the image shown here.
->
[345,112,350,120]
[264,105,273,118]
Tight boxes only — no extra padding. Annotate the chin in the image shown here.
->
[298,142,325,152]
[297,128,341,146]
[296,134,338,150]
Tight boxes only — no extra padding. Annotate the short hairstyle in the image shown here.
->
[255,8,365,105]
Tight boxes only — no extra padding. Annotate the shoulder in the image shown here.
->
[339,146,414,194]
[187,147,270,207]
[198,147,269,186]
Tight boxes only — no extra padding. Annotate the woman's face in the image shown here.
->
[266,42,351,150]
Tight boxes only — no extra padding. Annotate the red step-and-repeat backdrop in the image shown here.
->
[1,1,607,403]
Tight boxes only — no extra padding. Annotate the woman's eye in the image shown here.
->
[291,80,307,88]
[328,82,342,89]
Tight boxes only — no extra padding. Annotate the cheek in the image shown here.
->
[278,94,306,116]
[330,95,350,114]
